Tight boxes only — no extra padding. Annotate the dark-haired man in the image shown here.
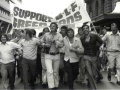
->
[0,34,22,89]
[31,29,36,37]
[11,30,24,83]
[41,22,63,89]
[20,29,41,89]
[81,25,103,89]
[75,27,85,83]
[59,26,67,84]
[102,23,120,85]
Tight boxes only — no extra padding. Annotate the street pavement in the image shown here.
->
[0,71,120,90]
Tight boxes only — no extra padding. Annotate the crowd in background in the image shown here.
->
[0,22,120,90]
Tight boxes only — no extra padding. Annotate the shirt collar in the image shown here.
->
[49,32,57,35]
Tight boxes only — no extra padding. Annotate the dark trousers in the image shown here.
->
[64,60,79,89]
[36,53,42,78]
[59,69,64,81]
[0,62,15,89]
[0,62,2,78]
[79,56,85,82]
[59,53,65,82]
[16,56,23,79]
[22,58,36,89]
[84,55,97,89]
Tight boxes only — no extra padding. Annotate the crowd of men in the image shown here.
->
[0,22,120,90]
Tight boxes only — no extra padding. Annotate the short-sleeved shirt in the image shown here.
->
[20,38,40,60]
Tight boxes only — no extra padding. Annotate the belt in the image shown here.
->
[60,52,65,54]
[46,52,59,55]
[107,50,120,52]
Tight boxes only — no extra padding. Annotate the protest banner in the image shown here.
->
[54,0,91,27]
[11,6,53,29]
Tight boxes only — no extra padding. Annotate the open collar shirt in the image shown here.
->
[0,42,22,64]
[41,32,63,53]
[102,33,120,51]
[81,34,103,56]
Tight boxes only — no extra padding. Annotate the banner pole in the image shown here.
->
[90,21,97,33]
[0,21,3,27]
[6,23,10,33]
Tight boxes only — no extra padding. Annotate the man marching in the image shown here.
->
[41,22,63,89]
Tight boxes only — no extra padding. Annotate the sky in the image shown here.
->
[21,0,75,18]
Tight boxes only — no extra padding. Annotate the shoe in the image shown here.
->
[69,87,73,90]
[86,79,90,88]
[42,84,48,88]
[31,85,35,89]
[10,85,14,90]
[96,74,103,82]
[49,87,57,90]
[107,75,111,81]
[116,81,120,85]
[53,87,58,90]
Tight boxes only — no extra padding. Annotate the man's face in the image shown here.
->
[20,31,24,37]
[61,29,66,36]
[67,30,74,38]
[50,24,57,32]
[102,29,107,35]
[83,26,89,35]
[1,35,7,43]
[78,28,83,35]
[111,24,117,34]
[43,28,49,35]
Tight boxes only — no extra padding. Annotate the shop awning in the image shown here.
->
[112,2,120,14]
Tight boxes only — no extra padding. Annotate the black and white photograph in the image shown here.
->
[0,0,120,90]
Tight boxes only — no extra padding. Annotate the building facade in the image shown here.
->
[0,0,22,35]
[0,0,12,34]
[85,0,120,31]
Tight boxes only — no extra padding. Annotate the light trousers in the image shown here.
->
[45,54,60,88]
[41,53,47,84]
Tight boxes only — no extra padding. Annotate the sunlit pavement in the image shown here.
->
[0,71,120,89]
